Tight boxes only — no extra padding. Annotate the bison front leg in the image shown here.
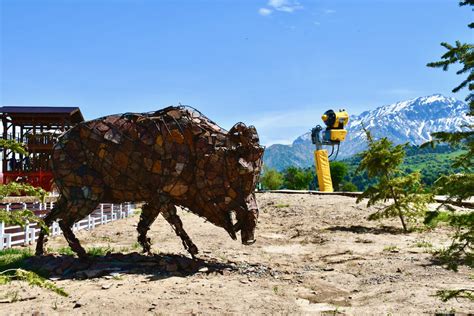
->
[59,219,87,258]
[161,205,199,258]
[137,203,161,255]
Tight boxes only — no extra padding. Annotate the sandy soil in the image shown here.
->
[1,193,473,315]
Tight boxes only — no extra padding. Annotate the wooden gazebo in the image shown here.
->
[0,106,84,191]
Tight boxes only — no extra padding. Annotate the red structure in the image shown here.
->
[0,106,84,191]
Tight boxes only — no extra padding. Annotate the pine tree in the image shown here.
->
[425,0,473,173]
[422,0,473,301]
[356,130,433,232]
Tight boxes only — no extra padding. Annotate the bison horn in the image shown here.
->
[224,210,237,240]
[233,221,242,232]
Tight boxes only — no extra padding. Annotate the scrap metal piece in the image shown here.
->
[35,106,264,258]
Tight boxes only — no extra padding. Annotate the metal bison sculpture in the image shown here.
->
[36,106,264,258]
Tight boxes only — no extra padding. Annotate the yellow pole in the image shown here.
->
[314,149,333,192]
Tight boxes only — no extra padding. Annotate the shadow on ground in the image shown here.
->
[21,252,240,281]
[326,225,405,235]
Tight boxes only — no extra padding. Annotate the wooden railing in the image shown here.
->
[0,202,136,250]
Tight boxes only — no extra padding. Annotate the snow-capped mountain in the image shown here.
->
[263,94,473,170]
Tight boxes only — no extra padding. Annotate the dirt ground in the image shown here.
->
[1,193,473,315]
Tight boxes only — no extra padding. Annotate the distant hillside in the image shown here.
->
[342,145,465,191]
[263,94,473,171]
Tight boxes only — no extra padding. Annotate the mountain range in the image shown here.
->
[263,94,473,171]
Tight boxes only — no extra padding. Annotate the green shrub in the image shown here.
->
[356,130,433,232]
[340,182,358,192]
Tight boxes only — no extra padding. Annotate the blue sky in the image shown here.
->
[1,0,472,145]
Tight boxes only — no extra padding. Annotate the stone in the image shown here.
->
[152,161,162,174]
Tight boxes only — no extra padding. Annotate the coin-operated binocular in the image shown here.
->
[311,109,349,192]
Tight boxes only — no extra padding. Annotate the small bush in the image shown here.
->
[356,130,433,232]
[340,182,358,192]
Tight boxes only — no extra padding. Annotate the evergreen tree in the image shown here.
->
[422,0,473,301]
[356,130,433,232]
[425,0,473,172]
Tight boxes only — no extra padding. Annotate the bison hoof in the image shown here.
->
[188,245,199,257]
[242,239,256,245]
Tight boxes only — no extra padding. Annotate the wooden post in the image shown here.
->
[100,204,105,224]
[0,222,4,250]
[2,115,8,176]
[30,227,36,244]
[52,221,60,236]
[111,204,116,221]
[24,221,30,245]
[5,234,11,249]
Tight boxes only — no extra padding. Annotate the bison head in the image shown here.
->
[192,122,264,245]
[224,123,264,245]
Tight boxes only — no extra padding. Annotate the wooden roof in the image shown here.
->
[0,106,84,125]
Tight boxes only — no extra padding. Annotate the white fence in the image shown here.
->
[0,202,135,250]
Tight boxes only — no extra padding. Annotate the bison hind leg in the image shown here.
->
[137,203,161,255]
[161,205,198,258]
[58,219,87,258]
[58,199,100,258]
[35,197,67,256]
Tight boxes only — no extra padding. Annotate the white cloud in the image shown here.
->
[314,21,321,26]
[267,0,303,13]
[258,8,272,16]
[324,9,336,14]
